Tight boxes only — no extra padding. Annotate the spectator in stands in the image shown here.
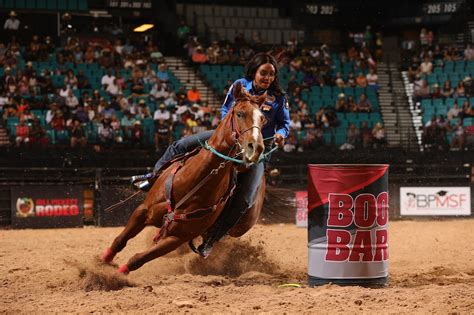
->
[154,119,171,152]
[419,56,433,74]
[143,65,156,84]
[447,102,461,122]
[4,11,20,34]
[201,113,212,130]
[431,84,442,98]
[29,118,48,149]
[70,119,87,149]
[100,99,115,119]
[366,68,379,91]
[334,72,345,88]
[176,20,191,43]
[423,115,443,150]
[38,71,54,94]
[347,95,357,112]
[420,28,428,47]
[150,81,168,101]
[346,72,357,87]
[356,72,367,87]
[120,110,135,140]
[450,121,465,151]
[64,69,78,90]
[356,93,372,112]
[98,118,114,147]
[74,104,89,123]
[106,78,121,96]
[129,76,145,95]
[187,86,201,104]
[453,81,466,98]
[15,119,30,147]
[340,123,360,150]
[336,94,348,112]
[192,46,208,64]
[360,121,373,148]
[372,122,387,148]
[150,45,164,63]
[130,120,144,148]
[110,115,123,144]
[464,44,474,61]
[283,132,297,152]
[156,64,170,83]
[65,89,79,112]
[441,80,454,98]
[50,110,65,131]
[304,123,324,150]
[464,77,473,97]
[413,79,430,102]
[460,100,473,119]
[101,69,115,90]
[153,103,170,122]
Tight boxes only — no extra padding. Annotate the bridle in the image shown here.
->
[229,100,262,143]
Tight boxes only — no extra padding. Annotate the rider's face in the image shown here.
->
[253,63,275,91]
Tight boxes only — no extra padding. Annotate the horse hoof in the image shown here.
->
[101,248,115,263]
[118,264,129,275]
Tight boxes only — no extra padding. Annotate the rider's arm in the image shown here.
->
[275,96,290,138]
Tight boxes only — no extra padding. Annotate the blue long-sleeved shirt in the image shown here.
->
[221,78,290,139]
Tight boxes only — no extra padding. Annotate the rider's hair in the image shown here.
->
[245,53,285,96]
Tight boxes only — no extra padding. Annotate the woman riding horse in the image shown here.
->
[132,52,290,258]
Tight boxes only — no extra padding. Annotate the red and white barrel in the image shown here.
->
[307,164,389,286]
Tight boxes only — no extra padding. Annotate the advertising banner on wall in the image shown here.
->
[400,187,471,216]
[11,186,84,228]
[295,191,308,227]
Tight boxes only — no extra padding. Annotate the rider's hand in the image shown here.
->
[274,134,284,147]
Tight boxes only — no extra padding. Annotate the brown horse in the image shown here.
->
[101,82,268,274]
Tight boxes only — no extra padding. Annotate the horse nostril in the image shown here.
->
[248,143,254,152]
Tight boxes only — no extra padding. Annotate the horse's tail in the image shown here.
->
[260,186,296,224]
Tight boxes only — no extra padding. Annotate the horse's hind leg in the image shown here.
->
[118,235,184,274]
[101,203,149,263]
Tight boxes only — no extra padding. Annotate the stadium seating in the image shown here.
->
[4,50,184,146]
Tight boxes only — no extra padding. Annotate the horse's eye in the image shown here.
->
[236,111,243,118]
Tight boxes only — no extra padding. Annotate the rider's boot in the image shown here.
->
[130,172,156,192]
[196,223,228,258]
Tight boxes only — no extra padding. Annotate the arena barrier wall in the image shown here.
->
[0,165,472,228]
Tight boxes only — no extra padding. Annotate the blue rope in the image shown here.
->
[199,136,278,165]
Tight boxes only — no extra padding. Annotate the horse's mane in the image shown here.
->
[234,90,263,107]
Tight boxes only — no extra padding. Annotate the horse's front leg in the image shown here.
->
[118,234,185,274]
[101,202,166,263]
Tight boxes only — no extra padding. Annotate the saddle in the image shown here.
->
[153,149,237,243]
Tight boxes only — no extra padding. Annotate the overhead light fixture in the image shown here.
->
[134,24,154,32]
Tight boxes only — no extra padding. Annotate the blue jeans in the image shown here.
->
[153,130,265,235]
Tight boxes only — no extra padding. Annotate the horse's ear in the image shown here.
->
[257,91,267,105]
[233,82,243,100]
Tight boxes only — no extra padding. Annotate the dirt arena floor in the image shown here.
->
[1,219,473,313]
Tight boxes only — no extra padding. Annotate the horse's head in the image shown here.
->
[229,82,267,165]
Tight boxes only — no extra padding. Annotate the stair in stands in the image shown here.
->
[377,62,419,150]
[164,56,221,109]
